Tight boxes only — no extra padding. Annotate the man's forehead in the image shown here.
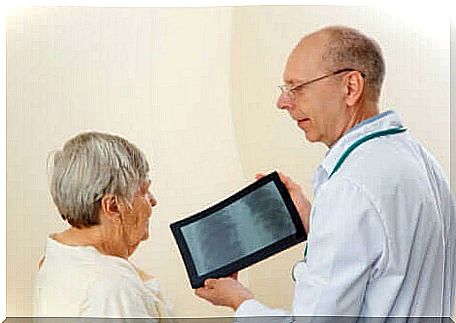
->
[283,32,328,83]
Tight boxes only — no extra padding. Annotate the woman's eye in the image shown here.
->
[141,184,150,194]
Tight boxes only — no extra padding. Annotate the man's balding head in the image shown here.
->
[278,26,383,147]
[296,26,385,102]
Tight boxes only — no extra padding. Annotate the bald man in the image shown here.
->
[195,26,455,320]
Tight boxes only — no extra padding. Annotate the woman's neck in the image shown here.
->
[51,226,128,259]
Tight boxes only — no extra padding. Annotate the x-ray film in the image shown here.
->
[170,171,306,288]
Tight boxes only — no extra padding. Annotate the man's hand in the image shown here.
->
[256,171,311,233]
[195,276,254,310]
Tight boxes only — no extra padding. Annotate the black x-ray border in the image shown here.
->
[170,171,307,289]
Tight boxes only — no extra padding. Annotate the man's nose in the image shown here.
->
[276,92,292,110]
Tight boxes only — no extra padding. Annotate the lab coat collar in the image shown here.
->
[319,110,404,179]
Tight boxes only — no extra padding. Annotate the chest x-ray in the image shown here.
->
[181,181,296,276]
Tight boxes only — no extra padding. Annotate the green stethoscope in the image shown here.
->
[292,126,407,282]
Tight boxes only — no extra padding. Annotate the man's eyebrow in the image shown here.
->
[284,77,305,85]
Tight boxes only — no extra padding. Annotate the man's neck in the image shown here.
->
[327,104,379,148]
[346,106,379,132]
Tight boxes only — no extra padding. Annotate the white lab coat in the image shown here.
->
[236,111,456,321]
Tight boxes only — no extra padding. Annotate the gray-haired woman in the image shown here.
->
[33,132,172,319]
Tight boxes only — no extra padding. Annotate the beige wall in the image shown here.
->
[7,6,450,317]
[7,7,244,317]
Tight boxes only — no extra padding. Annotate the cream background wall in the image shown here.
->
[7,7,244,317]
[7,6,450,317]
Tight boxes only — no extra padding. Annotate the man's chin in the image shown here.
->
[303,131,318,143]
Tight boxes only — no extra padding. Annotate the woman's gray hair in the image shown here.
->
[49,132,150,228]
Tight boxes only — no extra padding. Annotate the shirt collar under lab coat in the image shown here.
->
[314,110,405,187]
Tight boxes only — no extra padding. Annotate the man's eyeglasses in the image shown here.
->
[278,68,365,99]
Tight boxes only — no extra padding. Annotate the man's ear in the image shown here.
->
[344,71,365,106]
[100,194,121,223]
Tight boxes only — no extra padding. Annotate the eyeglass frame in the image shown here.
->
[278,68,365,99]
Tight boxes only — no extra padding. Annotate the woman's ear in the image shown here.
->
[100,194,121,223]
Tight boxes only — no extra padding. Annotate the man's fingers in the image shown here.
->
[255,173,265,180]
[204,278,218,288]
[195,287,213,301]
[278,171,301,190]
[256,171,293,185]
[195,287,205,298]
[257,171,300,193]
[257,171,292,186]
[277,171,292,184]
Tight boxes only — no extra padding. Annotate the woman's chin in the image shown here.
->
[127,242,140,256]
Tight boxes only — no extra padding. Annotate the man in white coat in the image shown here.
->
[195,25,456,320]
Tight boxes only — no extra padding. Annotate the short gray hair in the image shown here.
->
[318,26,385,101]
[49,132,150,228]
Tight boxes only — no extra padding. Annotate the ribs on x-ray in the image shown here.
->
[182,182,296,276]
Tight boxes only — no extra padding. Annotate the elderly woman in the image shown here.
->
[33,132,172,319]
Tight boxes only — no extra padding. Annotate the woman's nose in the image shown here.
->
[148,192,157,207]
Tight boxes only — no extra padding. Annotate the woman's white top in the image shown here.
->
[33,237,172,319]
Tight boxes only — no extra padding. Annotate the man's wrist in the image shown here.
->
[231,295,254,311]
